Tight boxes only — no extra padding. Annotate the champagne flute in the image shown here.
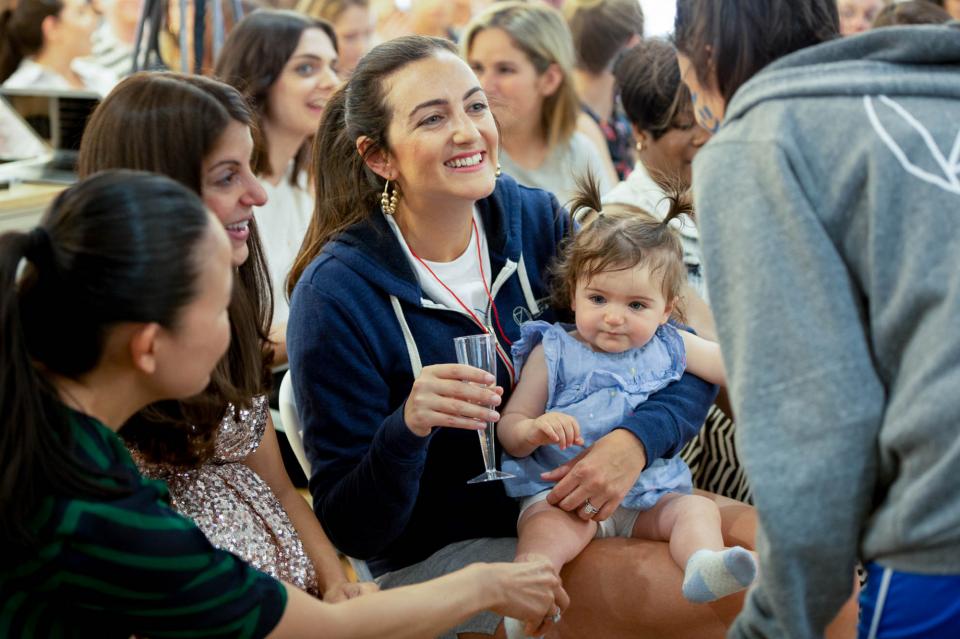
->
[453,333,515,484]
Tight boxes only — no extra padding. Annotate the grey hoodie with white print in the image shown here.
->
[692,24,960,639]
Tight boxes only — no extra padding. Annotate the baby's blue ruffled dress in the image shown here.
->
[502,321,693,510]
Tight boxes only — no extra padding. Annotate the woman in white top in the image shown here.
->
[462,1,612,206]
[215,10,339,364]
[603,38,711,299]
[0,0,117,94]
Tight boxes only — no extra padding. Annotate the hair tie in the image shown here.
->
[24,227,54,269]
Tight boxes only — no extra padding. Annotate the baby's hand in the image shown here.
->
[528,412,584,450]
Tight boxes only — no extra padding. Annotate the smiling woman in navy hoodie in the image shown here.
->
[283,35,758,639]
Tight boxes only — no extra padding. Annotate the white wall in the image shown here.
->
[640,0,677,37]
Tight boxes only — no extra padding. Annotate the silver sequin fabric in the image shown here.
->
[131,395,319,595]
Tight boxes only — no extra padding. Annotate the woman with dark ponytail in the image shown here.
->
[0,170,565,639]
[0,0,116,92]
[286,34,739,639]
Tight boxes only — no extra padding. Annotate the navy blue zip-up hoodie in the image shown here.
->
[287,175,717,576]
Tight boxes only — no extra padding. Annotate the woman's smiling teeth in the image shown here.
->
[445,153,483,168]
[225,220,249,232]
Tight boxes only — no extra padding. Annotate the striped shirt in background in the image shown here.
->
[91,23,136,78]
[0,410,287,638]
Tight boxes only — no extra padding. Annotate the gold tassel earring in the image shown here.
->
[381,179,399,215]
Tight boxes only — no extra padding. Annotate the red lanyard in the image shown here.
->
[406,218,516,385]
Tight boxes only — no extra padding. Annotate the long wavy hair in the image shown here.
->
[215,9,337,186]
[78,72,274,467]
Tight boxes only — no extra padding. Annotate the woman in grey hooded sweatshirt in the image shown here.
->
[673,1,960,638]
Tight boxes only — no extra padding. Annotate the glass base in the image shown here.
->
[466,470,515,484]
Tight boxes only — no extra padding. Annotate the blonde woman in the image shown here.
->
[462,1,612,205]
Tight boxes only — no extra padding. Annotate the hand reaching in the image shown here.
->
[322,580,380,603]
[482,559,568,632]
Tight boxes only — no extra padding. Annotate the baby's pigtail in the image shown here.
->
[568,170,605,226]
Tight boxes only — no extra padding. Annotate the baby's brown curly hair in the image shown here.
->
[550,174,693,320]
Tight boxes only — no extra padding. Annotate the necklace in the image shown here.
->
[405,218,516,385]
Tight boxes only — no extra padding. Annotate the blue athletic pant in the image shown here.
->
[858,562,960,638]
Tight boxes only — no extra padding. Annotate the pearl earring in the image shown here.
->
[495,163,502,178]
[381,179,399,215]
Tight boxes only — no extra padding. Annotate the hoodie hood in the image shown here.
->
[723,24,960,126]
[323,173,529,306]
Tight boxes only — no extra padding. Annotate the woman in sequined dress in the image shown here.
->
[75,71,371,602]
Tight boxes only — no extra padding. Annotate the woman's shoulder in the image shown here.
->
[3,60,56,89]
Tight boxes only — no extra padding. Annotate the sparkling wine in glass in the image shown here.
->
[453,333,515,484]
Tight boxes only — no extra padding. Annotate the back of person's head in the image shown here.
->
[0,170,215,552]
[674,0,840,104]
[78,72,274,467]
[461,1,579,149]
[78,72,256,193]
[614,38,690,138]
[551,175,690,318]
[214,9,337,180]
[0,0,62,82]
[873,0,951,26]
[563,0,644,75]
[287,34,458,295]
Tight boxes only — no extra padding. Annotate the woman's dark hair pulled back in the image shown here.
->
[0,170,212,553]
[0,0,63,83]
[287,34,457,295]
[615,38,692,139]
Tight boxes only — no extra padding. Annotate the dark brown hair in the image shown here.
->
[615,38,693,140]
[78,73,274,467]
[287,35,457,296]
[0,171,212,552]
[215,9,338,185]
[674,0,839,104]
[551,175,691,319]
[564,0,644,75]
[0,0,62,83]
[873,0,950,26]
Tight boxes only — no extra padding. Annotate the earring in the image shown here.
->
[636,140,644,153]
[495,163,502,178]
[381,179,399,215]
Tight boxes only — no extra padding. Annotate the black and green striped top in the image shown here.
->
[0,410,287,638]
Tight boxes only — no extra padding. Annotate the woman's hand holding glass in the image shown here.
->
[403,364,503,438]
